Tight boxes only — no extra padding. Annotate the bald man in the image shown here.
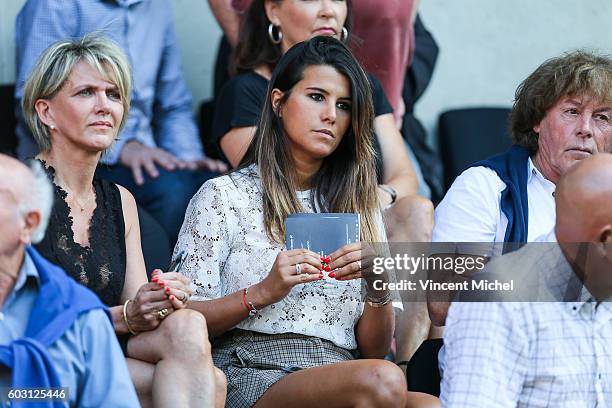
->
[440,154,612,407]
[0,155,138,407]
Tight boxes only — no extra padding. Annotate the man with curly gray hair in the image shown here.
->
[430,50,612,326]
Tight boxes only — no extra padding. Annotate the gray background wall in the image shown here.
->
[1,0,611,146]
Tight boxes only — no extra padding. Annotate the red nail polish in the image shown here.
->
[152,276,158,282]
[170,295,175,301]
[158,281,165,287]
[325,257,331,263]
[165,287,171,294]
[329,272,336,278]
[320,256,325,262]
[324,265,331,271]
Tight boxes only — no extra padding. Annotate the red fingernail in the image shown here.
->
[158,281,165,287]
[170,295,176,301]
[325,257,331,263]
[324,265,331,271]
[152,276,158,282]
[329,272,336,278]
[165,287,171,294]
[320,256,325,262]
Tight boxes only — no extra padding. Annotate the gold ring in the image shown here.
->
[157,308,169,319]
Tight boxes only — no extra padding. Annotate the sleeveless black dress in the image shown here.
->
[35,161,127,307]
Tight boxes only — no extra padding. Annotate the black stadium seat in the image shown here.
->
[438,107,513,192]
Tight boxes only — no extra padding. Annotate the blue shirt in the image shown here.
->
[0,252,139,407]
[15,0,204,165]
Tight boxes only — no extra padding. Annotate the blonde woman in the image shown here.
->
[22,36,225,407]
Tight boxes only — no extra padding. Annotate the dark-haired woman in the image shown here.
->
[212,0,435,369]
[175,37,438,407]
[212,0,433,241]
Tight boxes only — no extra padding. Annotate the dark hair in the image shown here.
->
[234,0,353,73]
[240,36,380,244]
[511,50,612,153]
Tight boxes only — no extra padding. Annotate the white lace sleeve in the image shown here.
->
[173,179,234,300]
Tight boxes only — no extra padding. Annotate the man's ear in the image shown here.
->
[21,210,41,245]
[532,120,541,135]
[271,89,284,117]
[264,0,281,26]
[34,99,55,129]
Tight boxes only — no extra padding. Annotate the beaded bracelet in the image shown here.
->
[122,299,138,335]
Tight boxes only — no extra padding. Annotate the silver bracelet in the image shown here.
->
[365,291,392,308]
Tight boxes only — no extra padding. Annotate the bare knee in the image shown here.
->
[354,361,407,408]
[214,367,227,392]
[158,309,211,359]
[214,367,227,407]
[386,196,434,241]
[404,195,434,222]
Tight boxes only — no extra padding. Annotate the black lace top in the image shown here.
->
[35,161,127,306]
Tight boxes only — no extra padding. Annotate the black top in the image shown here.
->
[35,161,127,307]
[212,71,393,180]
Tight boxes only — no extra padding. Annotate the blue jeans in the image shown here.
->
[96,165,218,245]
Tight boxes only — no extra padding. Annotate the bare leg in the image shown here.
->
[429,325,444,339]
[253,359,439,408]
[127,309,217,407]
[127,358,155,408]
[395,302,431,371]
[384,196,435,370]
[214,367,227,408]
[384,195,433,243]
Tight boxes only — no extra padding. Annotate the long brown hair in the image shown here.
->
[239,36,381,244]
[234,0,353,74]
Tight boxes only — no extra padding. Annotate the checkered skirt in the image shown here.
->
[213,329,355,407]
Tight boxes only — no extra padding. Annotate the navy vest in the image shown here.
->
[468,145,531,243]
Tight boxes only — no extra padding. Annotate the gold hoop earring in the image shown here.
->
[268,23,283,44]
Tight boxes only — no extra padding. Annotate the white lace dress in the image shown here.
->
[173,165,366,349]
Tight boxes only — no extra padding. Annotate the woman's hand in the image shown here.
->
[126,282,174,332]
[255,249,323,305]
[328,242,369,281]
[328,242,385,285]
[329,242,391,300]
[151,269,193,310]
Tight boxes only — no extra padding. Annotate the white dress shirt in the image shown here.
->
[433,158,556,245]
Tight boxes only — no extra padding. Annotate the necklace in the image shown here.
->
[63,185,95,212]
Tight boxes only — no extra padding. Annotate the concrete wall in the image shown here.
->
[416,0,612,144]
[2,0,611,144]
